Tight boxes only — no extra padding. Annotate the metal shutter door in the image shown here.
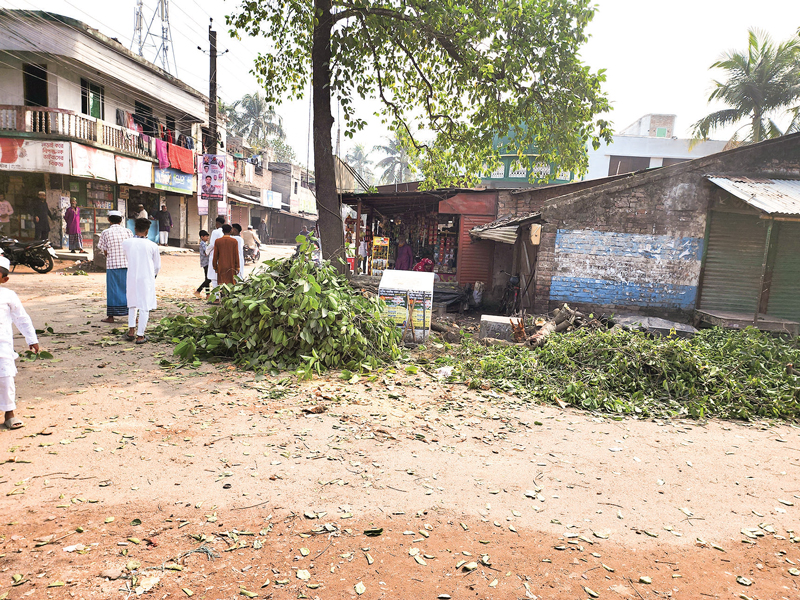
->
[698,211,767,314]
[456,215,495,285]
[767,222,800,322]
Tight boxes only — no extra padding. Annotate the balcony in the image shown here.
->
[0,105,159,162]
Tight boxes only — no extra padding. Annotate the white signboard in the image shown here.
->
[71,142,115,181]
[0,138,70,174]
[115,155,152,187]
[261,189,282,209]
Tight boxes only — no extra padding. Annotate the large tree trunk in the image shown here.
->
[312,0,346,270]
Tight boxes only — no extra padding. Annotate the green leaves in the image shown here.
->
[156,243,401,378]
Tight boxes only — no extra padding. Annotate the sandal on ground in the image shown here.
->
[135,335,149,345]
[3,417,23,429]
[100,317,115,323]
[124,333,136,341]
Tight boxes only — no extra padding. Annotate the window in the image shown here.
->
[530,163,550,179]
[607,155,651,176]
[80,79,104,119]
[489,163,505,179]
[294,181,298,195]
[655,127,668,138]
[508,161,527,178]
[23,64,48,107]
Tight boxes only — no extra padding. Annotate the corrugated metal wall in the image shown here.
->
[699,211,767,314]
[457,215,496,285]
[766,222,800,322]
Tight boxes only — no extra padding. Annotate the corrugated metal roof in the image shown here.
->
[469,211,541,243]
[707,177,800,216]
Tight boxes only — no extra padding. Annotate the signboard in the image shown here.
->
[198,154,226,202]
[261,189,282,209]
[378,270,434,343]
[115,155,152,187]
[0,138,69,174]
[71,142,115,181]
[154,167,194,194]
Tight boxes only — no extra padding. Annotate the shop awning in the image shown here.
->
[707,176,800,217]
[470,212,542,244]
[341,189,474,218]
[227,192,261,206]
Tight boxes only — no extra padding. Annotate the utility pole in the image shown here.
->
[207,19,218,226]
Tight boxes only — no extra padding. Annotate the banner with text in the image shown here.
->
[155,167,195,195]
[198,154,226,203]
[115,155,152,187]
[0,138,70,174]
[71,142,115,181]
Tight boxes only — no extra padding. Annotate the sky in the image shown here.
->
[1,0,799,169]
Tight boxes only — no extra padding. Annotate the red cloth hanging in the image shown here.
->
[168,143,194,174]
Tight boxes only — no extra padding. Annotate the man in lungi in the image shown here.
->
[122,218,161,344]
[64,198,82,252]
[97,210,133,323]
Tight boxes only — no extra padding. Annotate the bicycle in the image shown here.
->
[499,270,521,315]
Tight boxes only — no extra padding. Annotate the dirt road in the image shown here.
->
[1,251,799,599]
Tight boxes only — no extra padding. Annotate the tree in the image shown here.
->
[228,0,611,265]
[373,136,412,184]
[229,92,286,146]
[345,143,374,183]
[264,137,298,164]
[692,30,800,144]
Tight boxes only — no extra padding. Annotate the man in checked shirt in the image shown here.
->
[97,210,134,323]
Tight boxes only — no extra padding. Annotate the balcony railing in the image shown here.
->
[0,105,163,162]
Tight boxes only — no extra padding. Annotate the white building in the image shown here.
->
[0,9,208,247]
[585,114,727,180]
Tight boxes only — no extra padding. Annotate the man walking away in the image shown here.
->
[97,210,133,323]
[231,223,246,279]
[122,218,161,344]
[212,224,240,286]
[152,204,173,246]
[33,191,50,241]
[206,216,225,288]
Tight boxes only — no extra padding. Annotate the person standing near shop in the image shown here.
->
[358,238,368,274]
[134,204,148,219]
[206,216,225,288]
[0,194,12,237]
[152,204,173,246]
[122,218,161,344]
[395,239,414,270]
[97,210,133,323]
[64,198,82,253]
[212,224,239,286]
[33,191,51,241]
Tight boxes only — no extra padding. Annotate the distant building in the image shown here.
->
[585,114,726,180]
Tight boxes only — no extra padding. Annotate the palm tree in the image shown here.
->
[345,143,373,183]
[692,30,800,144]
[230,92,286,146]
[373,136,414,184]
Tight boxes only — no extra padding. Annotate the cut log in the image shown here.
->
[479,337,516,347]
[527,304,584,348]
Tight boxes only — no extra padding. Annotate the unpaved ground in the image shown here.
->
[1,250,800,600]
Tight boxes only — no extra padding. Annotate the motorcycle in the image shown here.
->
[244,245,261,264]
[0,237,57,274]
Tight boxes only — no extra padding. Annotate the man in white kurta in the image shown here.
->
[0,256,39,429]
[205,216,226,288]
[123,219,161,343]
[231,224,246,280]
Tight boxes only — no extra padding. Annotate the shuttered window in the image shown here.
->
[698,211,768,314]
[766,222,800,322]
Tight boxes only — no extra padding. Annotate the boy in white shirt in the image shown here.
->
[0,256,39,429]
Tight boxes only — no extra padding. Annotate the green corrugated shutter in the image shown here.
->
[699,211,767,314]
[766,222,800,322]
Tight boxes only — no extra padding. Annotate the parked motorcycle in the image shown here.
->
[244,245,261,264]
[0,237,57,273]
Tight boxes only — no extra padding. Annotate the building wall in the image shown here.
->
[533,133,800,317]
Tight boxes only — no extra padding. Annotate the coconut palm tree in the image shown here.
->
[373,136,414,184]
[231,92,286,146]
[345,143,373,183]
[692,30,800,144]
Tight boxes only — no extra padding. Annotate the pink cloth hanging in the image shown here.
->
[155,139,169,170]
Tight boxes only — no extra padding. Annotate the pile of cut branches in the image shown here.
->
[432,326,800,421]
[156,240,401,378]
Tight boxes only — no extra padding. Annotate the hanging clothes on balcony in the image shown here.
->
[168,142,194,174]
[165,129,174,144]
[116,109,125,127]
[155,139,169,170]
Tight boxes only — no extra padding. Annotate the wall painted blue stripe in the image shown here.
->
[555,230,703,262]
[549,276,698,309]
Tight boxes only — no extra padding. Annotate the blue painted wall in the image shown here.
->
[549,229,703,309]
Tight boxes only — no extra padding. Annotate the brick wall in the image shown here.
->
[532,133,800,317]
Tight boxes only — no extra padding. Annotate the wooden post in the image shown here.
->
[355,199,362,274]
[753,219,774,328]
